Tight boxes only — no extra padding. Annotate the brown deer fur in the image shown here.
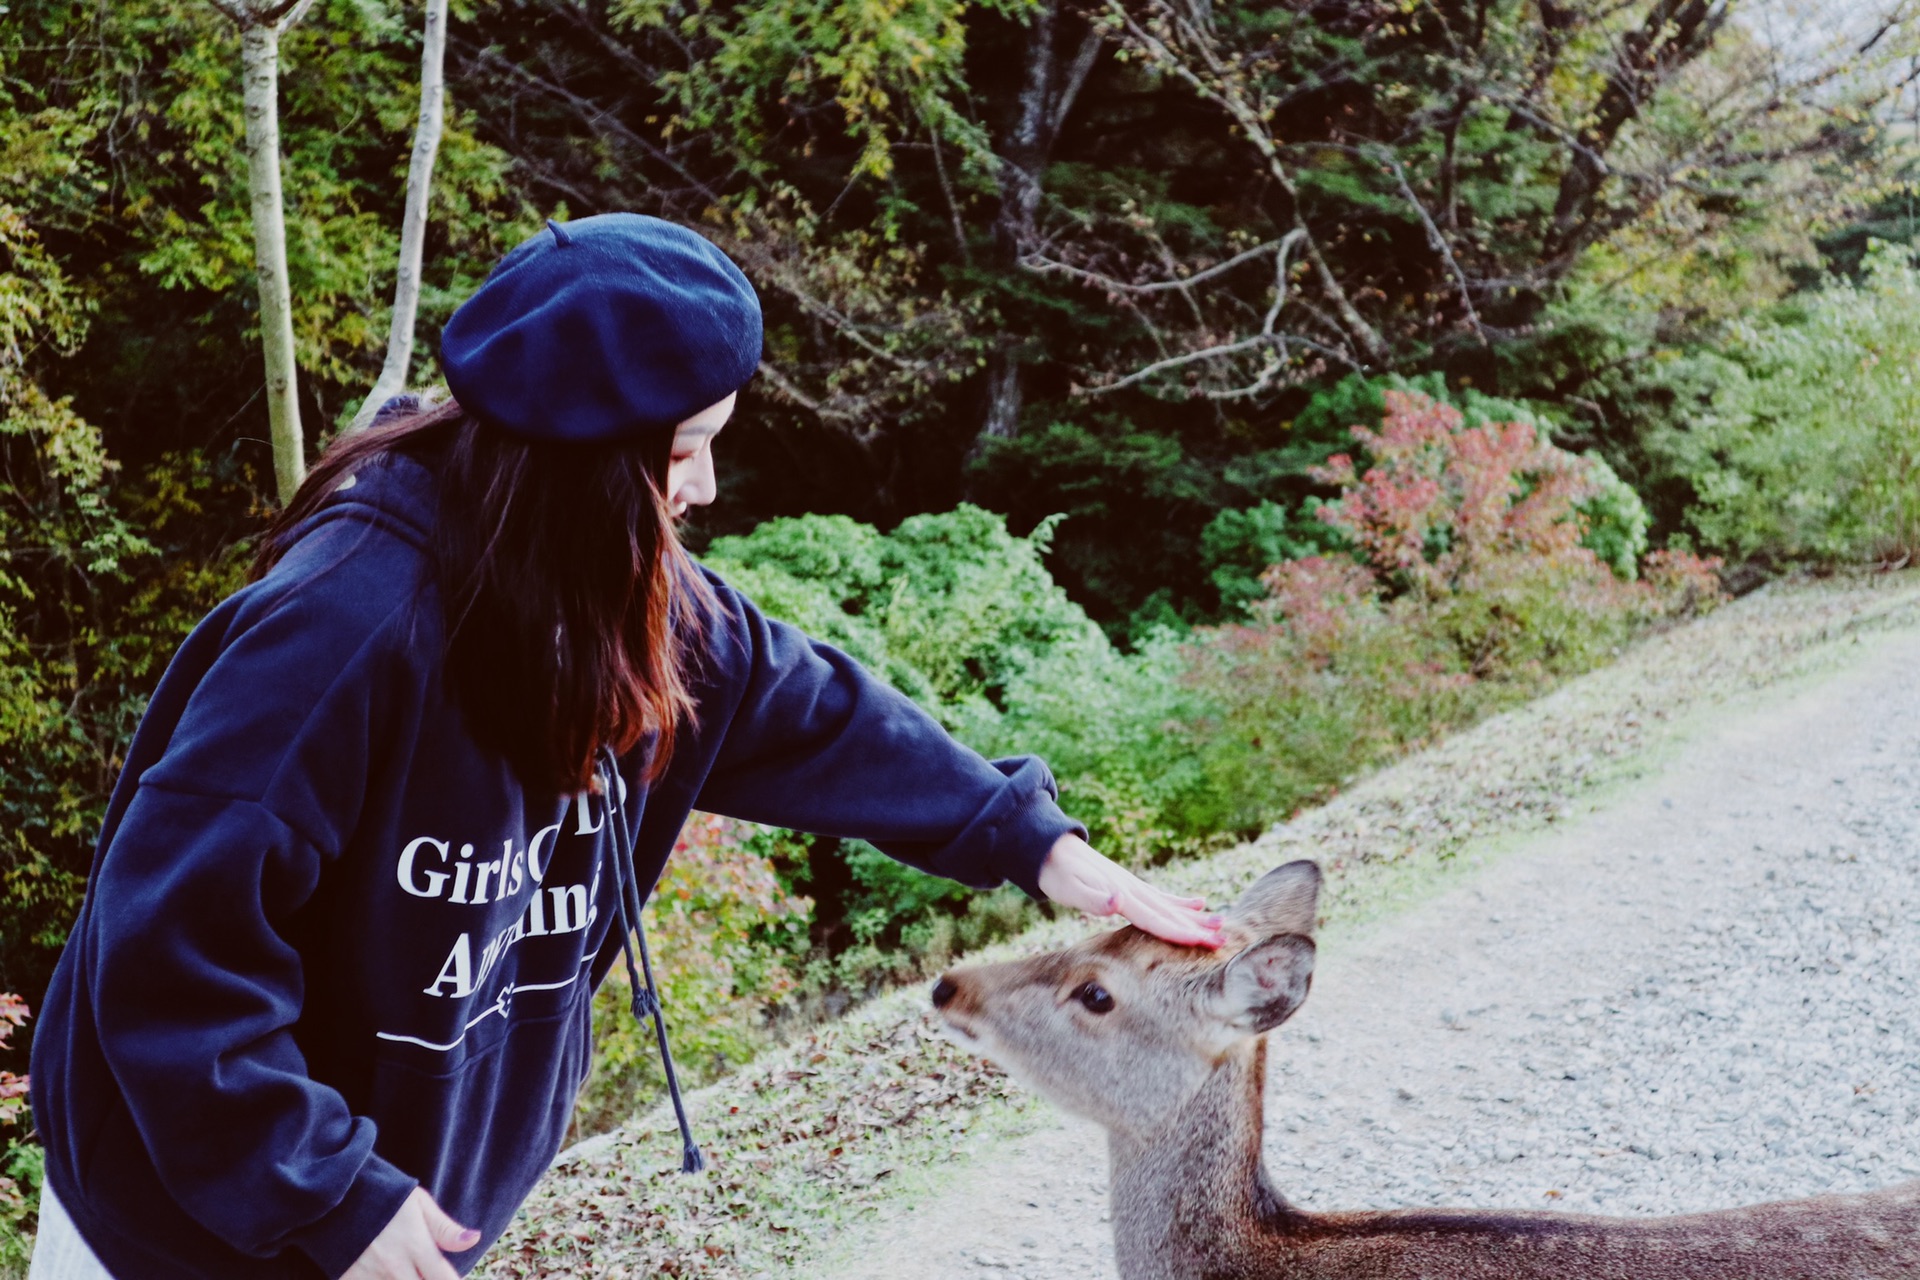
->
[933,861,1920,1279]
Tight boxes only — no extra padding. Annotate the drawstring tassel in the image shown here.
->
[596,746,706,1174]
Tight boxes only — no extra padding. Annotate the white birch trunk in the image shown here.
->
[217,0,314,504]
[349,0,448,434]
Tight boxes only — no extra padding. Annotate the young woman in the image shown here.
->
[27,214,1221,1280]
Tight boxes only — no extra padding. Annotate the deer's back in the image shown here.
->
[1263,1179,1920,1280]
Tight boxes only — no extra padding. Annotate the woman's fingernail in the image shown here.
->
[1204,915,1224,928]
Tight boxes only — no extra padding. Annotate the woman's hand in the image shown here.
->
[343,1187,480,1280]
[1037,833,1224,948]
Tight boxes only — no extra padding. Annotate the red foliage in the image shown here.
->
[0,993,26,1106]
[1249,555,1379,663]
[1311,390,1603,598]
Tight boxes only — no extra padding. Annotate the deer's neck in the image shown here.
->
[1107,1039,1289,1280]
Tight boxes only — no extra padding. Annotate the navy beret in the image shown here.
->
[440,214,762,443]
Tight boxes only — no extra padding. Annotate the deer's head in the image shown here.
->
[933,861,1321,1140]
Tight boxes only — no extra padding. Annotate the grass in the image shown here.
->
[476,570,1920,1279]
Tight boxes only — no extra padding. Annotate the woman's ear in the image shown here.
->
[1213,934,1316,1035]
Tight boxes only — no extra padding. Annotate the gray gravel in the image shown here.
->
[821,619,1920,1280]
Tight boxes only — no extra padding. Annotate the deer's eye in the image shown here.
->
[1074,982,1115,1014]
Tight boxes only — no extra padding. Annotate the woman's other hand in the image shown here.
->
[344,1186,480,1280]
[1037,833,1224,948]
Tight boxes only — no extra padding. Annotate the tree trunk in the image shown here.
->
[1543,0,1726,267]
[237,17,305,504]
[350,0,447,433]
[974,6,1102,453]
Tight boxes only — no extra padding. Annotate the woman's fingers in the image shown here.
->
[1118,874,1226,947]
[418,1192,482,1255]
[1037,834,1226,947]
[343,1189,474,1280]
[1119,887,1224,948]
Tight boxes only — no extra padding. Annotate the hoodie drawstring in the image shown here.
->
[595,745,706,1174]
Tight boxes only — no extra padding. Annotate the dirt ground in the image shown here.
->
[815,623,1920,1280]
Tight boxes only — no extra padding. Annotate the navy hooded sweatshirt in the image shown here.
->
[29,452,1082,1279]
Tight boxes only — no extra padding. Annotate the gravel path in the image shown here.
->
[818,617,1920,1279]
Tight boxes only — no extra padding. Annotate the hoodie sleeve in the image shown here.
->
[80,575,421,1276]
[693,576,1086,898]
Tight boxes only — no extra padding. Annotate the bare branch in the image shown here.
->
[752,360,874,433]
[274,0,317,36]
[1021,234,1300,297]
[925,114,972,264]
[1373,148,1490,348]
[1076,229,1346,398]
[1104,0,1392,367]
[1049,26,1105,138]
[1084,332,1282,395]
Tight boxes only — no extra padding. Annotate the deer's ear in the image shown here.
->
[1215,934,1315,1035]
[1226,860,1321,940]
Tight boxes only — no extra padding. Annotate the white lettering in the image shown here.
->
[476,860,503,904]
[424,932,473,998]
[397,837,450,898]
[573,791,603,836]
[548,882,590,934]
[504,843,526,897]
[449,843,475,904]
[475,917,524,987]
[526,821,562,884]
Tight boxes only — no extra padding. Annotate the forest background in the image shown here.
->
[8,0,1920,1249]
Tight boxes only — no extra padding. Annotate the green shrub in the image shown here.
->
[706,506,1098,727]
[1199,500,1347,617]
[1665,242,1920,565]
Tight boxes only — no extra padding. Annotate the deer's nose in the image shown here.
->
[931,976,958,1009]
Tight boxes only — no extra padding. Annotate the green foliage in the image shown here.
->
[706,504,1104,735]
[0,205,246,1013]
[2,0,530,435]
[612,0,1030,187]
[1200,502,1345,618]
[1664,243,1920,566]
[1580,456,1652,581]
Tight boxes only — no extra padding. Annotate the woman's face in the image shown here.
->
[665,392,735,518]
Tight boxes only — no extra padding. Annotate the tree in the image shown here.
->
[204,0,315,503]
[349,0,448,434]
[1037,0,1915,404]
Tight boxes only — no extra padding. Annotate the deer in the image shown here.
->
[930,860,1920,1279]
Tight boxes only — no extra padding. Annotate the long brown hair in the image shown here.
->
[254,400,715,793]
